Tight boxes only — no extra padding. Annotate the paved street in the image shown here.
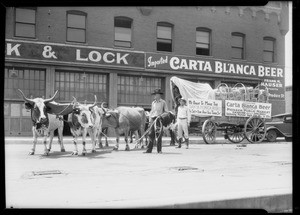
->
[5,137,292,210]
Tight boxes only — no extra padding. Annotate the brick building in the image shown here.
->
[5,4,289,136]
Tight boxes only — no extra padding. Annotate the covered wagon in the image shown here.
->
[170,76,271,144]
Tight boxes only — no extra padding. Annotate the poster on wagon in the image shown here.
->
[225,100,272,119]
[188,98,222,117]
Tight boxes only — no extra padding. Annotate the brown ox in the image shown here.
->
[98,105,144,151]
[17,89,65,155]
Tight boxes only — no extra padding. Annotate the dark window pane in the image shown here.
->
[15,23,35,38]
[115,18,131,28]
[67,28,85,43]
[16,8,35,24]
[67,14,86,29]
[196,48,209,56]
[157,41,172,52]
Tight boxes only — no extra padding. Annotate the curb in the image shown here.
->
[167,193,292,212]
[101,193,292,212]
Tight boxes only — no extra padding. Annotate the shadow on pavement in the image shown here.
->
[38,149,113,159]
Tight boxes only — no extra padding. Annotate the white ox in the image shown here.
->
[17,89,65,155]
[67,96,102,155]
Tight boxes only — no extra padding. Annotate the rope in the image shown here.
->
[54,103,73,116]
[132,116,160,145]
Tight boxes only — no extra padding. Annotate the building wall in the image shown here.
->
[5,6,287,64]
[5,5,289,136]
[285,86,292,113]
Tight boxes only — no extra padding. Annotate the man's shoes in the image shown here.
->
[170,142,175,146]
[157,151,162,154]
[143,151,151,153]
[186,138,189,149]
[176,138,182,148]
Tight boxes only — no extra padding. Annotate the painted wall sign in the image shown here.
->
[5,40,145,69]
[225,100,272,119]
[188,98,222,117]
[146,53,285,100]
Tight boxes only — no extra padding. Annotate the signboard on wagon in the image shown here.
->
[188,98,222,117]
[225,100,272,119]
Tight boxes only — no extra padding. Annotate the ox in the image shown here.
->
[17,89,65,155]
[98,105,144,151]
[129,107,148,148]
[67,96,102,155]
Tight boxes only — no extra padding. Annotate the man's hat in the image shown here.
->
[179,97,187,103]
[151,88,164,95]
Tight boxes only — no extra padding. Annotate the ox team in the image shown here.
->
[17,88,180,155]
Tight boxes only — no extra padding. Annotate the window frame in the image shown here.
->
[117,75,164,108]
[14,7,37,39]
[156,22,173,52]
[231,32,245,60]
[55,70,108,103]
[114,16,133,48]
[196,27,211,56]
[263,37,276,63]
[66,10,87,44]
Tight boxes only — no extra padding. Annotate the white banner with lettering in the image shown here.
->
[225,101,272,119]
[188,99,222,117]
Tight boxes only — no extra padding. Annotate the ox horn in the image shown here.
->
[17,89,34,104]
[88,95,97,108]
[100,102,107,112]
[72,96,78,108]
[44,90,58,103]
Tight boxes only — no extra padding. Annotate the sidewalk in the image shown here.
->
[5,135,285,145]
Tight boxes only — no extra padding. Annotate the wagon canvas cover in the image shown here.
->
[170,76,216,102]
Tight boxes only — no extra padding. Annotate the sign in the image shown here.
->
[146,53,285,100]
[188,98,222,117]
[5,40,145,69]
[225,100,272,119]
[260,78,285,100]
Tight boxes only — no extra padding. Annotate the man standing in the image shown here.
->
[144,88,168,154]
[176,98,191,149]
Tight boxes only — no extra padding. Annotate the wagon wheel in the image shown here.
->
[202,119,217,144]
[244,116,266,143]
[226,126,245,143]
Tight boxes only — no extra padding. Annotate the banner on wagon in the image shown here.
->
[188,98,222,117]
[225,100,272,119]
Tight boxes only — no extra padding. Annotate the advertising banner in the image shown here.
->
[188,98,222,117]
[225,100,272,119]
[5,40,145,69]
[146,52,285,100]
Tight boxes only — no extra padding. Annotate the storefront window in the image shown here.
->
[231,33,245,59]
[4,67,46,99]
[114,17,132,48]
[117,75,163,107]
[196,28,211,56]
[157,22,173,52]
[15,7,36,38]
[67,11,86,43]
[55,71,107,103]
